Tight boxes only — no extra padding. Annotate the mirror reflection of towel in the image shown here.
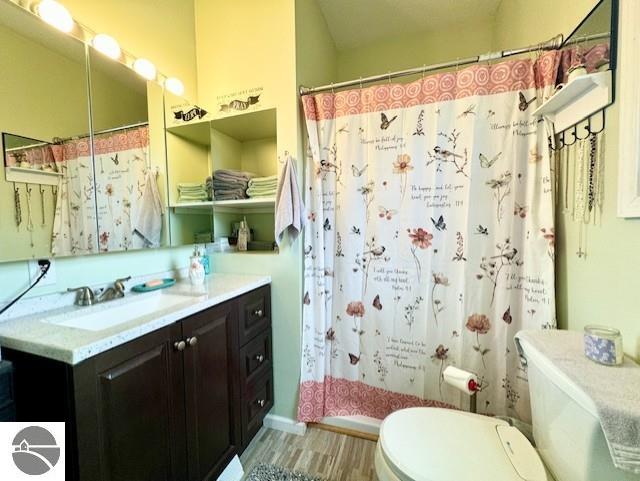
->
[133,170,165,247]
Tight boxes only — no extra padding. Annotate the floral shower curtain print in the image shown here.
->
[93,126,151,252]
[51,138,99,256]
[298,51,561,423]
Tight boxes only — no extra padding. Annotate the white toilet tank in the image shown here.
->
[520,337,640,481]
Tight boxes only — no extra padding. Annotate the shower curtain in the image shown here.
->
[51,126,152,255]
[52,138,99,256]
[298,51,561,423]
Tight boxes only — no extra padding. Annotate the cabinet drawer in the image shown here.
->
[238,285,271,345]
[0,403,15,422]
[239,330,272,389]
[241,373,273,446]
[0,361,14,409]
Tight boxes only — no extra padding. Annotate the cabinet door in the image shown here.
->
[74,323,186,481]
[182,301,238,481]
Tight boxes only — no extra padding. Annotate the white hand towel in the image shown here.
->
[133,170,165,247]
[275,155,305,247]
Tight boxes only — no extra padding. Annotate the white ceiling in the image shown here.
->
[317,0,502,50]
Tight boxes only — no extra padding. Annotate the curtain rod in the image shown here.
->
[300,32,609,96]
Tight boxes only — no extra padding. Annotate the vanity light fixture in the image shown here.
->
[36,0,74,33]
[92,33,121,60]
[165,77,185,96]
[133,58,157,81]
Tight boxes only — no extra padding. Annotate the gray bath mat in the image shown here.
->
[246,463,325,481]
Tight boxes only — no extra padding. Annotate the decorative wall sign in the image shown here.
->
[217,86,264,114]
[170,104,210,125]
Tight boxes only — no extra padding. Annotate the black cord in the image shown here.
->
[0,260,51,316]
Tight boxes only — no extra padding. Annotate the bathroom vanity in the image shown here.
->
[0,275,272,481]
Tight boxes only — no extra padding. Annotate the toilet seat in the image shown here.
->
[376,407,552,481]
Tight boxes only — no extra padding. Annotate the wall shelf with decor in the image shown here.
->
[210,108,278,251]
[5,166,63,186]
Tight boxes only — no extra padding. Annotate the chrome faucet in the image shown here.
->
[67,286,95,306]
[68,276,131,306]
[97,276,131,303]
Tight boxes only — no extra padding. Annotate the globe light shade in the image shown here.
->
[133,58,157,81]
[37,0,74,33]
[165,77,185,96]
[92,33,121,60]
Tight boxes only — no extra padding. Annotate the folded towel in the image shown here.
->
[214,169,255,183]
[214,188,246,200]
[275,156,305,246]
[515,330,640,474]
[247,186,276,197]
[248,175,278,187]
[133,170,165,247]
[213,179,248,190]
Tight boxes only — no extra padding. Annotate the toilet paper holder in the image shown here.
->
[442,365,484,413]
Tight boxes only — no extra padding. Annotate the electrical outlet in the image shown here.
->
[28,259,56,287]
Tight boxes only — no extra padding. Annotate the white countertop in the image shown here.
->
[0,273,271,365]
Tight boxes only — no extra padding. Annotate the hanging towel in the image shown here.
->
[515,330,640,474]
[133,170,165,247]
[275,155,305,246]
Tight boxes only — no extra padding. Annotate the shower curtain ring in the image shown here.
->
[422,65,426,79]
[330,82,335,94]
[359,76,363,90]
[387,71,391,84]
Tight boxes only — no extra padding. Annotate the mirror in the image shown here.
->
[0,1,170,262]
[561,0,615,82]
[0,1,94,262]
[88,50,169,252]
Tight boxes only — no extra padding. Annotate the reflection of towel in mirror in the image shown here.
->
[134,170,165,247]
[275,156,305,247]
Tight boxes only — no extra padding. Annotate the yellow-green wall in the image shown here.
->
[194,0,303,419]
[0,0,198,305]
[493,0,640,360]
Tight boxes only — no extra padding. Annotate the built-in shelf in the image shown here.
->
[166,119,211,146]
[169,200,213,209]
[211,108,277,141]
[212,196,275,214]
[533,70,612,132]
[5,166,63,186]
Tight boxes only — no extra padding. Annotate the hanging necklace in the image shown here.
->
[13,183,22,229]
[25,184,35,248]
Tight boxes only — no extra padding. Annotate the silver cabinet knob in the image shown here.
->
[174,340,186,351]
[187,336,198,347]
[253,309,264,317]
[257,399,266,407]
[255,354,265,363]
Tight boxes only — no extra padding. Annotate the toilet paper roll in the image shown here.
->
[443,366,478,395]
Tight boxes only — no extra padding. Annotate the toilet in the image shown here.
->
[375,336,640,481]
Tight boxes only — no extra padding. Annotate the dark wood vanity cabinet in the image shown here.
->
[3,284,272,481]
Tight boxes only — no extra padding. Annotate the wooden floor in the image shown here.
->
[240,426,379,481]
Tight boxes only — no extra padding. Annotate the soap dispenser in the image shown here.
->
[189,245,205,285]
[238,217,249,252]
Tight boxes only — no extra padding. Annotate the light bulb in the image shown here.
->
[37,0,74,33]
[165,77,184,96]
[133,58,156,81]
[92,34,121,60]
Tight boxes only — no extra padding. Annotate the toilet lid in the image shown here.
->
[379,408,549,481]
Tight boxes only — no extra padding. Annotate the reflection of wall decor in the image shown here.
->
[173,106,208,122]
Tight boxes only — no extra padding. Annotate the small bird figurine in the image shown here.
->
[491,248,518,261]
[364,245,386,257]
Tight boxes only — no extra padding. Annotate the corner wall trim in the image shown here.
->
[263,414,307,436]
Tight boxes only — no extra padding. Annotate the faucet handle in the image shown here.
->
[67,286,95,306]
[114,276,131,293]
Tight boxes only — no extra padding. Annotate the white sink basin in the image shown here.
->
[44,292,195,332]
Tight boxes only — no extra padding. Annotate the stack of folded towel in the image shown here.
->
[213,169,255,200]
[247,175,278,198]
[205,176,213,200]
[177,182,208,202]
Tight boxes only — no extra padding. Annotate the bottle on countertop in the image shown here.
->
[238,217,249,252]
[189,245,205,285]
[199,244,211,275]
